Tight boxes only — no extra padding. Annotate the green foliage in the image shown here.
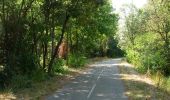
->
[106,37,125,57]
[68,53,87,68]
[10,75,32,90]
[8,68,49,90]
[119,1,170,75]
[0,72,7,90]
[0,0,118,90]
[125,32,167,73]
[53,59,68,74]
[31,69,47,82]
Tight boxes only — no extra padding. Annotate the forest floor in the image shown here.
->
[118,61,170,100]
[0,57,107,100]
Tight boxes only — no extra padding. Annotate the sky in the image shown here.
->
[112,0,148,13]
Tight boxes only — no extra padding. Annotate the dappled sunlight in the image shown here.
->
[118,62,154,86]
[88,59,155,88]
[89,59,122,67]
[89,59,131,68]
[120,74,154,85]
[118,61,170,100]
[90,64,122,67]
[0,92,16,100]
[125,90,151,99]
[45,59,129,100]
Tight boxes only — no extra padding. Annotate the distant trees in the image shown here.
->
[0,0,118,89]
[119,0,170,75]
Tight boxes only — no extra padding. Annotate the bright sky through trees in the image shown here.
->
[112,0,147,13]
[111,0,148,28]
[112,0,148,45]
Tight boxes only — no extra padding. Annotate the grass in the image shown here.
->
[0,72,75,100]
[118,61,170,100]
[0,57,105,100]
[151,72,170,94]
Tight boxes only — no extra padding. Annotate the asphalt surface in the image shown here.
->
[45,58,128,100]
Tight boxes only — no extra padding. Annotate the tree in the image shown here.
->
[0,0,119,89]
[119,0,170,75]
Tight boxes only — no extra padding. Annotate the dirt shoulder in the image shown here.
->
[118,61,170,100]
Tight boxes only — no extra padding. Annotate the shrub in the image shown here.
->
[125,32,167,74]
[166,77,170,92]
[0,72,7,90]
[10,75,32,90]
[31,69,47,82]
[68,53,87,68]
[53,59,68,74]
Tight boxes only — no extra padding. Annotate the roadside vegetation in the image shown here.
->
[0,57,104,99]
[1,0,170,99]
[0,0,122,99]
[119,61,170,100]
[117,0,170,97]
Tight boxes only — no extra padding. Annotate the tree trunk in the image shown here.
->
[69,28,73,53]
[51,8,55,58]
[76,28,79,53]
[48,12,70,74]
[43,0,50,69]
[43,42,48,69]
[66,27,69,65]
[2,0,6,64]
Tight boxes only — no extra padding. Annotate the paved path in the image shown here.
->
[45,59,128,100]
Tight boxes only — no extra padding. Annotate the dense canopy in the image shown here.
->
[0,0,119,89]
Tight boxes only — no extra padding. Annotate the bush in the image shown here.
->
[125,33,167,74]
[10,75,32,90]
[7,67,48,90]
[31,69,47,82]
[0,72,8,90]
[68,53,86,68]
[53,59,68,74]
[166,77,170,92]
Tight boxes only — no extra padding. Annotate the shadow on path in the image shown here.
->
[45,58,128,100]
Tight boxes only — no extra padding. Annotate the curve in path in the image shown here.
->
[45,58,128,100]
